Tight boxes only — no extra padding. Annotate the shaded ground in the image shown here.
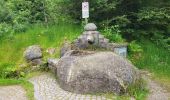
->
[0,85,27,100]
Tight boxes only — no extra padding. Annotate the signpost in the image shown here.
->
[82,1,89,24]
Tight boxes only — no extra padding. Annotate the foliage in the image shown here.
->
[129,41,170,77]
[127,78,148,100]
[0,0,70,40]
[0,23,81,78]
[128,41,143,54]
[103,25,124,43]
[67,0,170,50]
[0,23,12,40]
[67,0,117,22]
[0,62,18,78]
[136,7,170,49]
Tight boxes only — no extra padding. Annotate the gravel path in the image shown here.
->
[147,78,170,100]
[141,71,170,100]
[29,72,170,100]
[29,73,108,100]
[0,85,27,100]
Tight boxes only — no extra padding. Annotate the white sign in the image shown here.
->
[82,2,89,18]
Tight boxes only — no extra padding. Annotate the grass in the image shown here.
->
[0,23,81,99]
[129,40,170,92]
[0,79,34,100]
[132,40,170,77]
[0,23,81,62]
[0,23,81,78]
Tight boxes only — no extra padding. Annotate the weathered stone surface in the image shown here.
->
[29,73,107,100]
[60,42,72,57]
[74,31,100,49]
[31,58,43,66]
[84,23,97,31]
[57,50,139,94]
[47,58,59,73]
[24,45,43,65]
[24,45,42,61]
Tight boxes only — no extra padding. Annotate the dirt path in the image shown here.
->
[0,85,27,100]
[142,71,170,100]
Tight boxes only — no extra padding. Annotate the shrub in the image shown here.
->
[128,41,143,64]
[0,62,19,78]
[103,25,125,43]
[128,41,143,54]
[0,23,13,40]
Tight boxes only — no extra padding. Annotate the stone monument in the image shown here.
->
[61,23,127,58]
[49,23,141,95]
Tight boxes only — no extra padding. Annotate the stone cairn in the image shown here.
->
[61,23,127,58]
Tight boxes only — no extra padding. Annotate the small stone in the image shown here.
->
[46,48,56,55]
[84,23,97,31]
[23,45,43,65]
[24,45,42,61]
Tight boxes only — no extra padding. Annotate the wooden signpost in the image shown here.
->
[82,1,89,24]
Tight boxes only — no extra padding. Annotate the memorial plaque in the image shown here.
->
[114,47,127,57]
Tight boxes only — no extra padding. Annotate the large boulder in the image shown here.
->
[56,50,140,95]
[24,45,43,65]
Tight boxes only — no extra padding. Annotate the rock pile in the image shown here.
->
[61,23,127,58]
[74,23,109,49]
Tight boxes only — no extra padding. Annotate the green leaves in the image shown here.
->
[103,25,125,43]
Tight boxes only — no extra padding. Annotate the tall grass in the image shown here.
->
[0,23,81,78]
[131,40,170,77]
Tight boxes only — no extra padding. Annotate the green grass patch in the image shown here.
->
[130,40,170,78]
[0,79,34,100]
[0,23,81,78]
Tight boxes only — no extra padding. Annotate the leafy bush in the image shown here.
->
[128,41,143,64]
[103,25,124,43]
[0,62,18,78]
[136,7,170,50]
[0,23,12,40]
[128,41,143,54]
